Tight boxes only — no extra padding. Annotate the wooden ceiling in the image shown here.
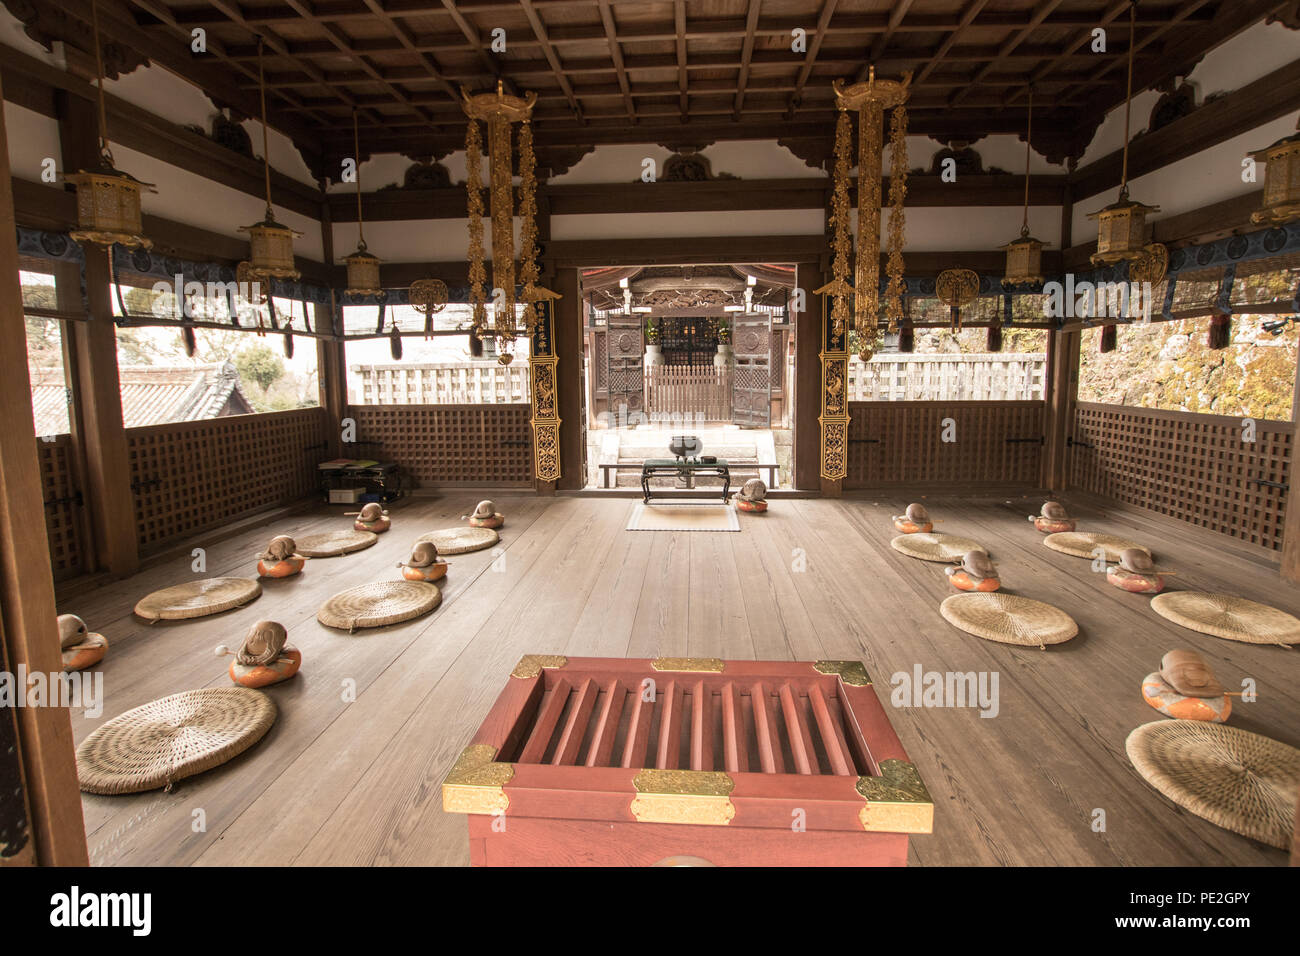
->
[39,0,1291,173]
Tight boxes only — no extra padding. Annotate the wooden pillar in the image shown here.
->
[794,261,826,491]
[1042,328,1081,492]
[316,189,348,457]
[1278,346,1300,583]
[1041,176,1079,493]
[57,90,136,575]
[0,73,89,865]
[553,266,583,492]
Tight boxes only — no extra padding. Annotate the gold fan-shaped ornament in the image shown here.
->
[410,279,449,316]
[937,268,980,331]
[1130,242,1168,286]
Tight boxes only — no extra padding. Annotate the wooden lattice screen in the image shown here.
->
[36,435,86,581]
[1069,402,1293,551]
[350,404,533,487]
[127,407,328,551]
[846,400,1046,488]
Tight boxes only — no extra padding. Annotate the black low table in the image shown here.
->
[640,458,730,503]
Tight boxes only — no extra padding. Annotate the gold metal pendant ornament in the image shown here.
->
[937,268,980,331]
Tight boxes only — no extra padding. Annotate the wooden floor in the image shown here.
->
[66,491,1300,866]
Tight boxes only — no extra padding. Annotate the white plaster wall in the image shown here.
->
[1078,20,1300,165]
[551,208,824,241]
[4,102,62,181]
[851,206,1061,253]
[113,143,323,261]
[335,217,520,263]
[1071,111,1300,242]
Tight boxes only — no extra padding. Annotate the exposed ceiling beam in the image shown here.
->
[733,0,763,118]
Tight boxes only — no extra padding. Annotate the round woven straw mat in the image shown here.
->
[1126,720,1300,850]
[134,577,262,622]
[1150,591,1300,647]
[77,688,276,795]
[889,533,986,563]
[1043,531,1150,562]
[416,527,500,555]
[940,592,1078,648]
[296,529,378,557]
[318,581,442,631]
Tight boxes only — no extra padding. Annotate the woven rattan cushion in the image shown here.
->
[416,527,500,555]
[296,529,378,557]
[134,578,262,622]
[77,688,276,795]
[1126,720,1300,850]
[889,533,986,563]
[940,592,1078,648]
[1150,591,1300,646]
[317,581,442,631]
[1043,531,1150,562]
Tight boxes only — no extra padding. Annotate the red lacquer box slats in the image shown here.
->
[442,656,933,866]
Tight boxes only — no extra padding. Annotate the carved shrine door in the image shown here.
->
[605,312,645,421]
[730,312,772,427]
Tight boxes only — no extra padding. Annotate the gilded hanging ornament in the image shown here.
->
[830,67,911,361]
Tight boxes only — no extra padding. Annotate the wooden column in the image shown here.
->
[0,73,89,865]
[57,90,136,575]
[1042,329,1081,491]
[794,261,826,491]
[1278,348,1300,583]
[552,266,583,492]
[316,189,348,457]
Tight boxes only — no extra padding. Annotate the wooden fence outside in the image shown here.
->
[848,353,1046,401]
[350,362,530,405]
[645,363,731,420]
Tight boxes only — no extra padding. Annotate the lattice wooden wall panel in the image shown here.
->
[846,401,1046,488]
[351,404,533,486]
[127,408,327,551]
[36,435,85,581]
[1070,402,1293,551]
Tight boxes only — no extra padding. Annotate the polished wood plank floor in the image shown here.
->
[66,492,1300,866]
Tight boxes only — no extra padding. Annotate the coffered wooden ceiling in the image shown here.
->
[34,0,1293,173]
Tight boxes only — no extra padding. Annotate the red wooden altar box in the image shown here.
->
[442,655,933,866]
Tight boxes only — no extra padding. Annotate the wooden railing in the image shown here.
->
[350,362,530,405]
[847,400,1046,488]
[848,353,1046,401]
[126,407,328,552]
[645,363,731,420]
[1070,402,1293,551]
[351,404,533,487]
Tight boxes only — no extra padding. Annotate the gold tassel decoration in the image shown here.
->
[517,119,540,335]
[487,113,516,343]
[827,108,853,344]
[465,116,487,338]
[884,103,908,334]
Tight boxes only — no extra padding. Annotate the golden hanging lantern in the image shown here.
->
[342,109,383,297]
[240,38,301,283]
[1003,233,1046,285]
[1002,88,1046,286]
[344,245,382,296]
[241,216,303,280]
[65,0,155,249]
[67,162,156,249]
[1250,122,1300,226]
[1088,3,1164,269]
